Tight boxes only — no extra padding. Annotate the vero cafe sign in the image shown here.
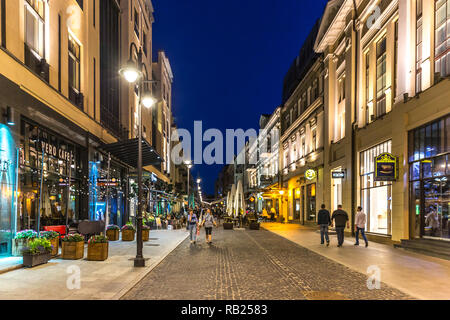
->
[39,141,73,162]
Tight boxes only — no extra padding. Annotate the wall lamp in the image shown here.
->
[3,106,15,126]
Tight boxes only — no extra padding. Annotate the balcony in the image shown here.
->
[24,44,49,83]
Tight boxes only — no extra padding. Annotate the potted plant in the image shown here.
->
[142,223,150,242]
[22,238,52,268]
[61,234,85,260]
[40,230,60,256]
[121,223,136,241]
[106,225,120,241]
[13,229,38,256]
[223,216,234,230]
[87,235,109,261]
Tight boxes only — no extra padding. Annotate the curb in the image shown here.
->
[0,264,24,275]
[112,232,189,300]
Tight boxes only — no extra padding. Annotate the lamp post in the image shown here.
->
[184,160,192,208]
[120,43,157,268]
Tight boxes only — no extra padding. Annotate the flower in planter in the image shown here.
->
[22,238,52,255]
[62,234,84,242]
[106,224,120,231]
[39,231,59,240]
[15,229,38,239]
[142,224,151,230]
[121,224,136,232]
[88,235,108,244]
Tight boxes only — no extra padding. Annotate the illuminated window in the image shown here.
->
[25,0,45,58]
[434,0,450,77]
[68,34,81,92]
[376,37,387,117]
[416,0,423,93]
[365,52,371,124]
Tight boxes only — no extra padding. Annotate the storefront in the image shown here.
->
[359,140,393,235]
[409,115,450,240]
[17,118,88,231]
[0,123,17,257]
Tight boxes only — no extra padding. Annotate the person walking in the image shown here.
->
[354,206,369,247]
[201,209,217,244]
[331,205,349,247]
[187,209,198,244]
[317,204,331,246]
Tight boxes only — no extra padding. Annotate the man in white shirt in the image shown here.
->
[354,206,368,247]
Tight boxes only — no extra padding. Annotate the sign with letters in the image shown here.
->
[40,141,73,162]
[332,171,345,179]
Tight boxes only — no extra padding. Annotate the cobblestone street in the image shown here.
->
[122,226,412,300]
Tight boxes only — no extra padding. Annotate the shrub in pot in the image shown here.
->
[249,221,260,230]
[13,229,38,256]
[87,235,109,261]
[106,225,120,241]
[22,238,52,268]
[121,224,136,241]
[61,234,85,260]
[40,230,60,256]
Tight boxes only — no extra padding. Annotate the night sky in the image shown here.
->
[152,0,328,195]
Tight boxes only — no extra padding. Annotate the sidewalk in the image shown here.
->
[0,229,188,300]
[262,222,450,300]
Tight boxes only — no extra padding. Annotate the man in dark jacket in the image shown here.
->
[331,205,349,247]
[317,204,331,246]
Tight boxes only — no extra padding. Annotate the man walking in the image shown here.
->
[331,205,349,247]
[354,206,369,247]
[317,204,331,246]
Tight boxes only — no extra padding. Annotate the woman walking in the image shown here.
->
[187,209,198,244]
[201,209,217,244]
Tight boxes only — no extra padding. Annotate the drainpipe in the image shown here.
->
[351,0,359,237]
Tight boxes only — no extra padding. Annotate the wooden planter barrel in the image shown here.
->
[142,229,150,242]
[106,229,119,241]
[49,238,59,256]
[249,222,260,230]
[122,230,135,241]
[223,222,234,230]
[61,241,84,260]
[23,252,51,268]
[87,242,108,261]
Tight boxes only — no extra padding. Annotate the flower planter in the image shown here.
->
[23,252,51,268]
[223,222,234,230]
[12,238,34,256]
[249,222,260,230]
[87,242,108,261]
[142,229,150,242]
[122,230,135,241]
[106,229,119,241]
[61,241,85,260]
[49,238,59,256]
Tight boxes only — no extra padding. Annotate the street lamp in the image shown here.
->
[184,160,192,208]
[120,42,158,268]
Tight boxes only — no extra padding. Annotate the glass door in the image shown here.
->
[423,176,449,239]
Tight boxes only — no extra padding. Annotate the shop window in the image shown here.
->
[434,0,450,77]
[360,140,392,235]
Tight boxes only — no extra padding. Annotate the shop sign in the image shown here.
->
[97,178,118,187]
[39,141,73,162]
[332,171,345,179]
[374,153,398,181]
[305,169,316,180]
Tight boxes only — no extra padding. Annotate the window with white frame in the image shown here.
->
[416,0,423,93]
[68,34,81,93]
[301,135,306,158]
[376,36,387,117]
[338,75,345,103]
[435,0,450,77]
[25,0,45,58]
[311,127,317,152]
[365,52,371,124]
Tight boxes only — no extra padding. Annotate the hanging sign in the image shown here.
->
[332,171,345,179]
[305,169,316,180]
[374,153,398,181]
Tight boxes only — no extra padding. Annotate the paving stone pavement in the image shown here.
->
[121,226,413,300]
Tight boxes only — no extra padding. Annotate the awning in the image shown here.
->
[100,138,162,169]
